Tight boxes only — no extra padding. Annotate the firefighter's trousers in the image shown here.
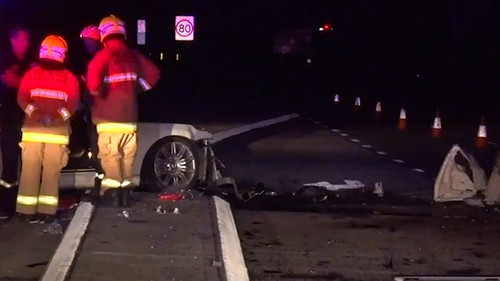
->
[0,107,23,187]
[16,142,69,215]
[98,132,137,195]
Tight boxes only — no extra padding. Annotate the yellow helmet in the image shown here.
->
[39,35,68,63]
[80,25,99,40]
[99,14,126,42]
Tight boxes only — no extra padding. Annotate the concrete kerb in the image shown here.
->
[40,202,95,281]
[40,113,300,281]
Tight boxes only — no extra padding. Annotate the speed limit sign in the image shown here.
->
[175,16,195,41]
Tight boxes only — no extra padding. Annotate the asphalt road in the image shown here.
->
[0,219,66,280]
[235,210,500,281]
[211,114,500,281]
[301,103,499,179]
[214,116,433,197]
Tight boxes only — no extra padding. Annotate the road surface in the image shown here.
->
[211,114,500,280]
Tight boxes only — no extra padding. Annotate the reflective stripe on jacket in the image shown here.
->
[87,46,160,128]
[96,122,137,133]
[21,132,69,145]
[17,67,80,144]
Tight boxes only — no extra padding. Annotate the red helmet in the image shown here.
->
[80,25,99,40]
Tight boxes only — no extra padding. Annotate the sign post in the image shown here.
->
[137,19,146,45]
[175,16,195,41]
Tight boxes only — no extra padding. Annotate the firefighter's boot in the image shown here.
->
[82,178,101,204]
[38,214,56,224]
[0,186,18,218]
[101,189,120,207]
[119,188,134,208]
[16,213,39,223]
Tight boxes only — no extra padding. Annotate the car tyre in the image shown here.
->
[140,136,202,193]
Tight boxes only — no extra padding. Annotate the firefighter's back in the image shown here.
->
[91,47,141,124]
[22,64,78,136]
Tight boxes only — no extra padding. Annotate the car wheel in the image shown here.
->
[140,136,202,193]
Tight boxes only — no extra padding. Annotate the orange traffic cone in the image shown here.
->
[398,108,407,130]
[375,102,382,122]
[476,116,488,148]
[431,110,442,138]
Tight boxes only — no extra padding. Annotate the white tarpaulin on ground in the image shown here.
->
[303,180,364,191]
[485,151,500,204]
[434,145,487,202]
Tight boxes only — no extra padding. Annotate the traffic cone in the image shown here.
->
[431,110,442,138]
[354,97,361,114]
[334,94,340,103]
[375,102,382,122]
[398,108,407,130]
[476,116,488,148]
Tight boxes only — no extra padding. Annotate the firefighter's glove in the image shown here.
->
[42,114,53,127]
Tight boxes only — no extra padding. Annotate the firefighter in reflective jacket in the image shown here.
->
[87,15,159,206]
[16,35,80,222]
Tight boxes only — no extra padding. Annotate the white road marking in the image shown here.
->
[376,151,387,155]
[393,159,404,163]
[362,144,372,148]
[413,168,425,173]
[351,139,360,142]
[314,121,320,125]
[331,129,340,133]
[340,133,349,137]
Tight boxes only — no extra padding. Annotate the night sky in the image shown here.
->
[0,0,497,103]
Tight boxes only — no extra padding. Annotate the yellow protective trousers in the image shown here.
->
[97,132,137,195]
[16,142,69,215]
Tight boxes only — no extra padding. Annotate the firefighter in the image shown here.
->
[80,25,100,57]
[16,35,80,222]
[87,15,159,207]
[0,26,34,219]
[79,25,105,189]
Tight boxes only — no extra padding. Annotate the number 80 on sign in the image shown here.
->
[175,16,195,41]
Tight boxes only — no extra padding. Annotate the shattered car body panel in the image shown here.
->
[434,144,487,202]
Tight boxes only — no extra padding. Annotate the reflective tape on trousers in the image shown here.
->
[101,178,122,188]
[38,195,58,206]
[17,195,38,205]
[96,123,137,133]
[0,179,18,188]
[22,132,69,145]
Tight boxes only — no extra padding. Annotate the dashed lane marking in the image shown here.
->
[305,117,431,176]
